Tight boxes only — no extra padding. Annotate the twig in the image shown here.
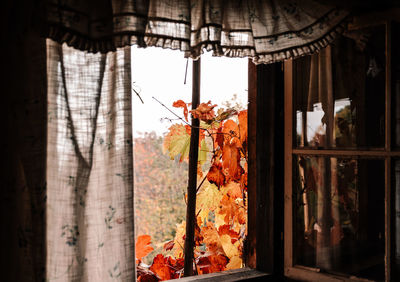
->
[196,174,208,193]
[132,82,144,104]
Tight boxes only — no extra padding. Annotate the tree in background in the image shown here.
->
[134,132,188,263]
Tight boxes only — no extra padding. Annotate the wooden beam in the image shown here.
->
[184,58,201,277]
[284,59,294,272]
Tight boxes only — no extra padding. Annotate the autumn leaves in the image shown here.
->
[136,100,248,281]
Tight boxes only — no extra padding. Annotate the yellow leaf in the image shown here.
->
[198,138,209,165]
[226,255,242,270]
[214,211,226,229]
[172,221,186,258]
[196,181,222,222]
[163,124,191,162]
[220,234,240,259]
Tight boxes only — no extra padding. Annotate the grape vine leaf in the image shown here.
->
[222,142,243,181]
[172,100,189,122]
[136,235,154,262]
[226,255,242,270]
[196,182,223,222]
[238,110,247,147]
[206,162,225,188]
[190,101,217,122]
[149,254,172,281]
[220,234,240,258]
[163,124,190,162]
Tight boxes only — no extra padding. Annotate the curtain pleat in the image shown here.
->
[42,0,349,64]
[46,40,135,281]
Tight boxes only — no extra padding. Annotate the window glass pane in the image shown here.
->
[131,47,191,266]
[294,156,385,280]
[294,26,386,149]
[393,22,400,148]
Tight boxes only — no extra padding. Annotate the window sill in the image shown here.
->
[172,267,271,282]
[285,266,376,282]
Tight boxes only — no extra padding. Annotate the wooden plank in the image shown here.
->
[284,59,294,270]
[292,148,400,157]
[176,268,271,282]
[285,266,377,282]
[183,58,201,277]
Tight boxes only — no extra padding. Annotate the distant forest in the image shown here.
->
[134,132,188,263]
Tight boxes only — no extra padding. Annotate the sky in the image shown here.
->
[131,46,248,136]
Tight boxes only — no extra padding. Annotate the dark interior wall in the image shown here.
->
[1,1,47,281]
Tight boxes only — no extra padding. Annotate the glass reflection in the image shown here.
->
[295,26,386,149]
[295,157,385,280]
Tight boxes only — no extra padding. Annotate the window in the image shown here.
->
[131,48,273,280]
[284,21,400,281]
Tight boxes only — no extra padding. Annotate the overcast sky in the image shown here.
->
[131,46,248,136]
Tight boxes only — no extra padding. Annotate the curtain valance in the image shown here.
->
[43,0,349,64]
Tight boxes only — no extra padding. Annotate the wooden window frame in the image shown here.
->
[283,21,394,282]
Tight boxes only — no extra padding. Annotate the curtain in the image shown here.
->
[46,40,135,281]
[2,28,47,282]
[42,0,349,64]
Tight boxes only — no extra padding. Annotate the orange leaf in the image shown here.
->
[222,119,239,145]
[190,101,217,122]
[224,182,242,199]
[222,143,243,182]
[150,254,171,281]
[173,100,189,122]
[218,194,246,225]
[206,162,225,187]
[201,222,224,254]
[218,224,239,244]
[238,110,248,147]
[136,235,154,262]
[215,127,224,149]
[196,253,228,274]
[209,254,228,272]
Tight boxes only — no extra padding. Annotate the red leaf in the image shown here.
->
[137,265,160,282]
[173,100,189,122]
[163,240,174,252]
[136,235,154,262]
[206,162,225,187]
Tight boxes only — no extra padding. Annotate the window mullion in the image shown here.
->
[385,21,393,282]
[183,58,201,277]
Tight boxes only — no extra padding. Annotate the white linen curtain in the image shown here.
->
[46,40,135,281]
